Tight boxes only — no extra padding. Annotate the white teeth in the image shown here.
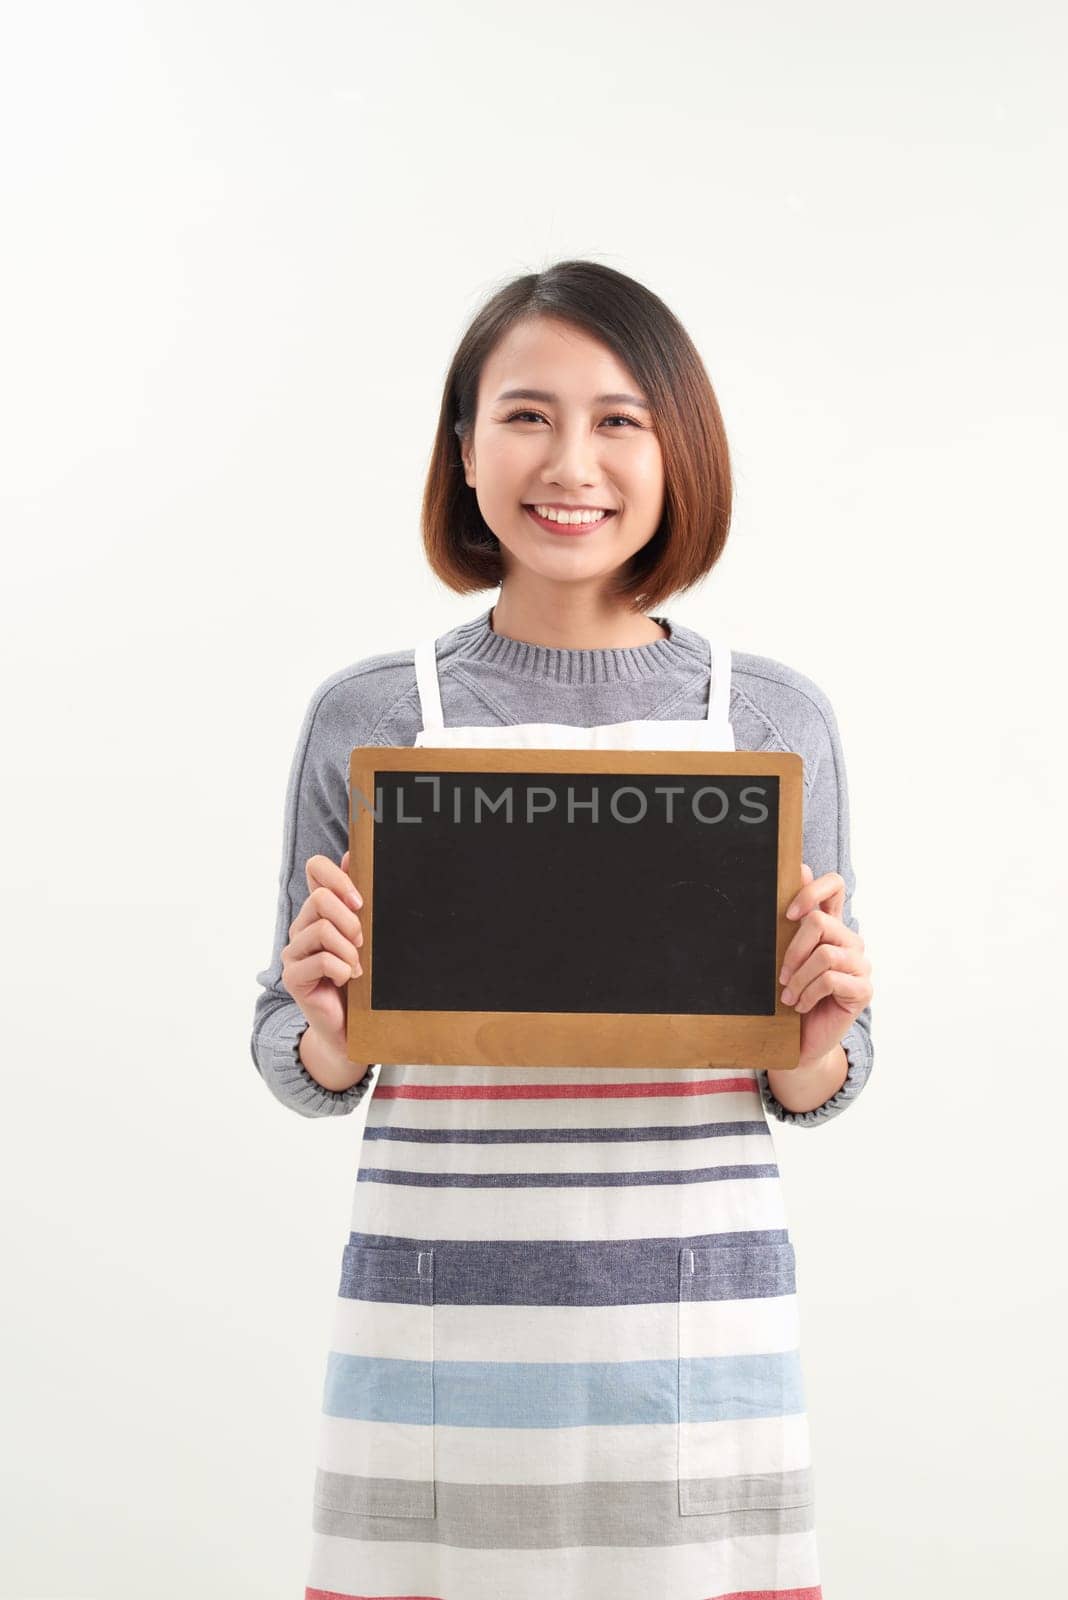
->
[532,505,610,525]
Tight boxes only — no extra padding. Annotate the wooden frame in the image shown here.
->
[347,747,804,1071]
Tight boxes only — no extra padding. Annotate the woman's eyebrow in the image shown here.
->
[496,387,651,411]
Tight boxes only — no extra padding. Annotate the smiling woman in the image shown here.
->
[253,258,873,1600]
[463,315,672,596]
[421,260,733,624]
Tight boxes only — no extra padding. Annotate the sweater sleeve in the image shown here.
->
[757,681,874,1127]
[250,680,378,1118]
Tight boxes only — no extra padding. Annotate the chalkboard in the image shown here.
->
[347,748,803,1071]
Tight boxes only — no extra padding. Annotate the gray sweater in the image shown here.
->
[251,606,873,1128]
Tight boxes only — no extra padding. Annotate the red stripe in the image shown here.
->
[306,1587,817,1600]
[306,1591,443,1600]
[373,1076,759,1101]
[704,1589,822,1599]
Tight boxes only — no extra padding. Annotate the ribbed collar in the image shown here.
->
[450,605,709,686]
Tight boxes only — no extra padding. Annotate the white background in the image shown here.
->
[3,2,1065,1595]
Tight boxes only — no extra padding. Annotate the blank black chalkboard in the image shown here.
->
[347,748,803,1071]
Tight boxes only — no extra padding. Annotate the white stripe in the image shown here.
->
[326,1297,434,1362]
[315,1410,813,1489]
[359,1130,775,1177]
[329,1293,802,1364]
[317,1415,431,1488]
[407,718,737,749]
[307,1527,821,1596]
[349,1174,789,1241]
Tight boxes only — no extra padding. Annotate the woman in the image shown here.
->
[251,259,875,1600]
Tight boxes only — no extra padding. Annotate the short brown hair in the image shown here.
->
[421,259,733,613]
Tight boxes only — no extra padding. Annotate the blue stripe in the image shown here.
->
[356,1163,780,1188]
[339,1233,796,1307]
[322,1352,805,1428]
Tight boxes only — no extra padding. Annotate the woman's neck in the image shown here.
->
[489,588,669,651]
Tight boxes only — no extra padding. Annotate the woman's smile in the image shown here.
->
[522,504,618,535]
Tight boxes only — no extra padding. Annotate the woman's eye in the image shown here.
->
[503,410,642,428]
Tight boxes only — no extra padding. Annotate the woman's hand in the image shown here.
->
[779,863,873,1068]
[281,848,365,1061]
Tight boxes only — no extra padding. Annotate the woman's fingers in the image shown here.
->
[782,939,871,1009]
[786,866,845,922]
[791,966,873,1018]
[279,853,368,1048]
[285,916,362,979]
[306,850,363,910]
[780,862,855,1005]
[284,852,367,1004]
[779,859,870,1017]
[296,860,362,964]
[283,947,356,998]
[781,906,858,982]
[290,881,363,948]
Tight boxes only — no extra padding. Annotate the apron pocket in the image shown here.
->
[313,1242,436,1520]
[677,1240,814,1517]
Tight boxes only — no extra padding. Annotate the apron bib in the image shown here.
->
[305,628,823,1600]
[412,631,737,751]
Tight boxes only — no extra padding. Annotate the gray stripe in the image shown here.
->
[356,1163,780,1188]
[340,1234,796,1306]
[312,1468,815,1545]
[362,1118,772,1144]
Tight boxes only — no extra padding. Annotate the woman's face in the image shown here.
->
[461,315,665,594]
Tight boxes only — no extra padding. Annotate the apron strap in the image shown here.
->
[413,636,445,732]
[707,639,732,722]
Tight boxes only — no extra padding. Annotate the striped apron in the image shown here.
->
[305,631,822,1600]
